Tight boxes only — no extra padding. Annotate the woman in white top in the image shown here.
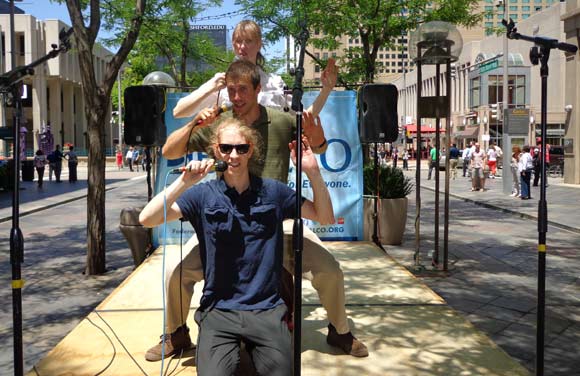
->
[173,20,338,119]
[510,145,521,197]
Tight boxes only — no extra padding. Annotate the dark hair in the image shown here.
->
[226,60,261,89]
[35,149,43,156]
[523,145,530,152]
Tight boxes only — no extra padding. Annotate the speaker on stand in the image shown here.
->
[124,85,167,146]
[358,84,399,252]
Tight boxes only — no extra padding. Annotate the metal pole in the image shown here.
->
[402,36,407,153]
[9,1,24,374]
[413,53,422,267]
[433,63,441,267]
[536,46,550,376]
[118,69,123,150]
[502,2,511,194]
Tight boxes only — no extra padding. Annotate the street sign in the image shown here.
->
[479,59,499,74]
[504,108,529,135]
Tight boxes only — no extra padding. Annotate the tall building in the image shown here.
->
[303,0,560,84]
[0,5,113,156]
[154,25,228,74]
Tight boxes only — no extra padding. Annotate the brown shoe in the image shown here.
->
[145,325,193,362]
[326,324,369,357]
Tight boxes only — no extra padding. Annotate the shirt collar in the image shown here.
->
[217,175,263,197]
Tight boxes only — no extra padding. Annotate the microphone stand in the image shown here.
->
[503,18,578,376]
[291,21,308,376]
[0,27,73,376]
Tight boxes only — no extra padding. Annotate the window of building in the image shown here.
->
[392,54,396,58]
[509,5,518,10]
[485,22,494,29]
[498,13,504,19]
[487,74,527,107]
[522,0,530,3]
[522,14,530,18]
[18,34,25,56]
[323,52,328,59]
[509,14,518,20]
[534,0,542,3]
[379,54,384,59]
[509,0,517,3]
[332,52,337,58]
[485,5,493,11]
[522,5,530,10]
[470,77,481,109]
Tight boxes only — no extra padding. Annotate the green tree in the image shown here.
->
[63,0,146,275]
[238,0,482,83]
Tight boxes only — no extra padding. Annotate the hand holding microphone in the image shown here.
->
[170,160,228,174]
[194,101,233,127]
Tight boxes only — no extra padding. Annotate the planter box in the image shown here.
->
[363,196,408,245]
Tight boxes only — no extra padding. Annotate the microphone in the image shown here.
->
[170,160,228,174]
[196,101,233,125]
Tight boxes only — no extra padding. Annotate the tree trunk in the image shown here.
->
[85,94,108,275]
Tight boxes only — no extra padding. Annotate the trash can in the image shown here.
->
[21,160,34,182]
[119,207,152,267]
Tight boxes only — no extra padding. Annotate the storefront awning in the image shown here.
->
[455,126,479,138]
[405,124,446,133]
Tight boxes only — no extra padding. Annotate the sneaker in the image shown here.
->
[326,324,369,357]
[145,325,193,362]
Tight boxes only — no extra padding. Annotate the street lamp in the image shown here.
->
[410,21,463,272]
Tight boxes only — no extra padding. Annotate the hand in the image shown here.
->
[302,111,325,148]
[321,58,338,89]
[192,106,220,129]
[289,138,319,174]
[211,72,226,91]
[181,159,215,185]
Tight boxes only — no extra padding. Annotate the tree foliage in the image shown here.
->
[237,0,483,83]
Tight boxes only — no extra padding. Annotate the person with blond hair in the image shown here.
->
[141,119,333,375]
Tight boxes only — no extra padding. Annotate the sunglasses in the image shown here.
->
[218,143,251,155]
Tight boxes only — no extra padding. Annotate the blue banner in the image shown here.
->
[287,91,363,240]
[153,91,363,246]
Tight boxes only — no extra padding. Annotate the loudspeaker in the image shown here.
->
[124,85,167,146]
[358,84,398,143]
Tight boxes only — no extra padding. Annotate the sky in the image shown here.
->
[16,0,285,57]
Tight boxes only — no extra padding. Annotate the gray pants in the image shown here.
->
[165,220,349,335]
[195,305,291,376]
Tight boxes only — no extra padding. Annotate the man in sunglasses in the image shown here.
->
[151,60,368,362]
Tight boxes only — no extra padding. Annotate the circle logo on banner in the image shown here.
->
[320,139,351,173]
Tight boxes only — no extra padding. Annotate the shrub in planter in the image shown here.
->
[363,165,413,245]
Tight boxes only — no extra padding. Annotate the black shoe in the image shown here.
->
[326,324,369,357]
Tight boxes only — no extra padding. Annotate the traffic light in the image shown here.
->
[489,103,502,120]
[450,63,457,79]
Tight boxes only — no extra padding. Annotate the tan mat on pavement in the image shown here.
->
[28,241,529,376]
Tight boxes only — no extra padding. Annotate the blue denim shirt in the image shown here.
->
[177,175,297,311]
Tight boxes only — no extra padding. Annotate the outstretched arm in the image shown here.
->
[302,112,328,154]
[162,106,220,160]
[173,73,226,118]
[139,159,215,227]
[306,58,338,118]
[290,139,334,225]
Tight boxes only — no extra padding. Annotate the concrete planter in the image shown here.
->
[363,196,408,245]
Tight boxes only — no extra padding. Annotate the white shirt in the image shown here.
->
[193,68,289,113]
[487,149,497,162]
[518,152,534,173]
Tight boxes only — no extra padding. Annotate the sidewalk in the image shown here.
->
[407,165,580,233]
[0,165,146,222]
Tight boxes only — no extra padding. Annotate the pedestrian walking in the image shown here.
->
[449,143,460,179]
[33,149,47,188]
[427,146,438,180]
[402,149,409,171]
[65,145,78,182]
[518,145,534,200]
[470,143,486,191]
[116,148,123,170]
[125,146,134,172]
[510,145,521,197]
[48,145,64,182]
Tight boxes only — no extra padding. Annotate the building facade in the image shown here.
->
[393,2,579,184]
[0,11,113,156]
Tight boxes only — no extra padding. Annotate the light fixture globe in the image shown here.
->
[409,21,463,65]
[143,71,176,87]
